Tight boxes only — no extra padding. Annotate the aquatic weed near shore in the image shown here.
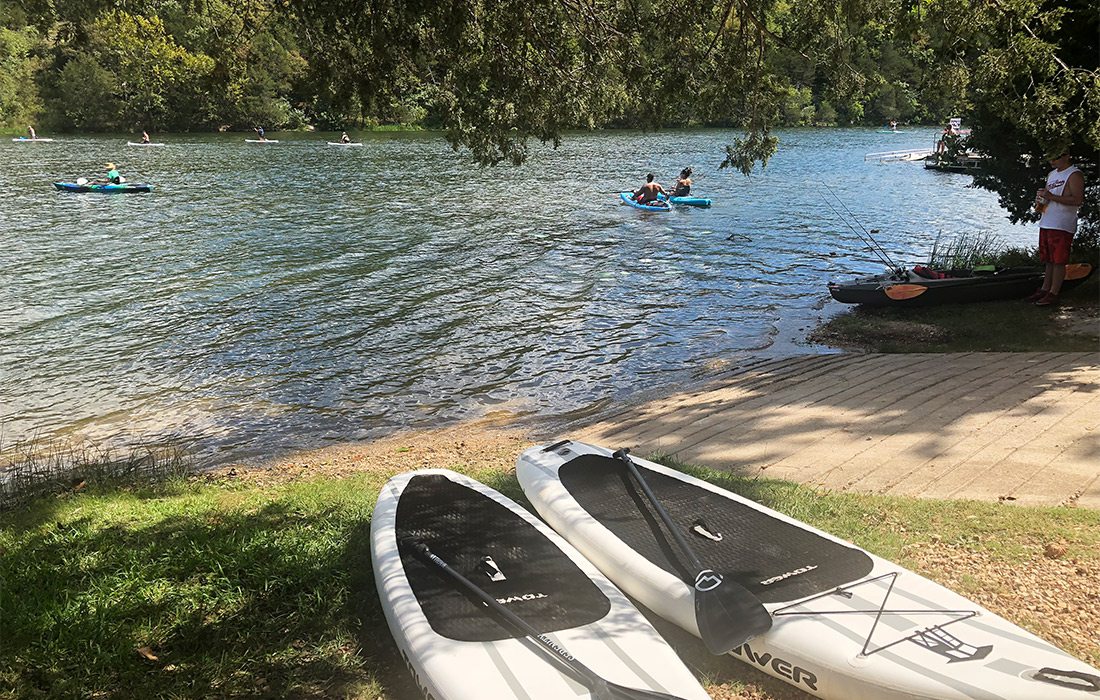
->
[925,230,1006,269]
[0,434,191,509]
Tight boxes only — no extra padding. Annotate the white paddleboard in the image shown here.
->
[327,141,363,147]
[517,440,1100,700]
[372,468,711,700]
[244,139,279,143]
[12,137,55,142]
[127,141,166,147]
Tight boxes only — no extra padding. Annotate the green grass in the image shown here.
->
[2,466,1098,699]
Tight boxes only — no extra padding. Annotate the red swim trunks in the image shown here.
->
[1038,228,1073,264]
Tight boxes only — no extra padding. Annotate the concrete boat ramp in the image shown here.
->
[575,352,1100,508]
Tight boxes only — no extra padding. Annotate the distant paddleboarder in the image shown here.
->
[141,130,151,144]
[340,131,351,144]
[28,126,37,140]
[254,126,266,142]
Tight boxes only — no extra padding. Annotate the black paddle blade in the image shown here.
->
[594,679,691,700]
[694,569,773,655]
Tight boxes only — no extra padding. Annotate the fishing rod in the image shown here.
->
[819,186,905,276]
[817,195,897,271]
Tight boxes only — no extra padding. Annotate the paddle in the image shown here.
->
[883,284,928,300]
[402,539,688,700]
[1066,263,1092,281]
[612,449,773,654]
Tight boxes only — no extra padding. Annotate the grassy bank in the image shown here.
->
[2,456,1097,700]
[811,276,1099,352]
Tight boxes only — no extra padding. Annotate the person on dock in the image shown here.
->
[632,173,668,204]
[671,168,693,197]
[1029,150,1084,306]
[935,123,951,154]
[340,131,351,144]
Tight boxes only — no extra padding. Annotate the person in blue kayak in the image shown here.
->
[632,173,668,204]
[101,162,121,184]
[671,168,693,197]
[340,131,351,144]
[255,126,266,142]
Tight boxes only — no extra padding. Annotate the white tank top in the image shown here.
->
[1038,165,1081,234]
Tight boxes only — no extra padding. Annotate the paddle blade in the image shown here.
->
[694,570,773,654]
[1066,263,1093,281]
[883,283,928,300]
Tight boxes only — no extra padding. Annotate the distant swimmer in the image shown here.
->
[671,167,693,197]
[340,131,351,144]
[632,173,667,204]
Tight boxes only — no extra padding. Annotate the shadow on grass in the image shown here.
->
[16,462,1092,700]
[1,492,383,699]
[0,465,548,700]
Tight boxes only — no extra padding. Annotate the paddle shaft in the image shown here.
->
[613,450,704,572]
[405,540,684,700]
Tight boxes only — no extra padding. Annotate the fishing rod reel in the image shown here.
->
[886,265,910,281]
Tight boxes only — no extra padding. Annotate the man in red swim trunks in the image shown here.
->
[632,173,668,204]
[1029,150,1084,306]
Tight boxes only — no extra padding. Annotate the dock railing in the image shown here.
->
[864,148,935,162]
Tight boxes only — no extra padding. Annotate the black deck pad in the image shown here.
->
[559,454,874,604]
[396,474,611,642]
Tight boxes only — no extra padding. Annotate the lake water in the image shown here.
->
[1,128,1034,464]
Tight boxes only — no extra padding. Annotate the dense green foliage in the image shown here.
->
[0,0,1001,137]
[1,0,1096,228]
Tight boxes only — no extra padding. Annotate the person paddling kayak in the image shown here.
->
[99,162,122,184]
[632,173,668,204]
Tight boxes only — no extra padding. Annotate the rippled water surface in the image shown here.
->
[1,128,1033,463]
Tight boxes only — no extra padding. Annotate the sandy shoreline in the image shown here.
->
[209,420,536,485]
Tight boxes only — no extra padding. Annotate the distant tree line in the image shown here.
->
[2,0,1096,245]
[1,0,979,136]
